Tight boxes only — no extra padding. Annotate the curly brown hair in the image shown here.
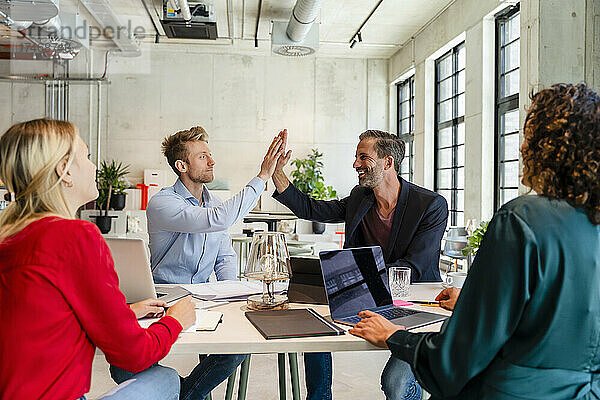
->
[521,83,600,224]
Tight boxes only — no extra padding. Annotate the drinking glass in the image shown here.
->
[389,266,411,300]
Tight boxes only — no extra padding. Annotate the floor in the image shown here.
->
[88,351,392,399]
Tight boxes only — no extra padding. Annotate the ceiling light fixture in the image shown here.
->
[348,0,383,49]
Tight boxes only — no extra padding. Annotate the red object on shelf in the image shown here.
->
[135,183,159,210]
[334,229,345,249]
[136,184,148,210]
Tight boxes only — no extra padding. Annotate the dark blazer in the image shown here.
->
[273,177,448,282]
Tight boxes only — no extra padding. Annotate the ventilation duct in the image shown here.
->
[160,0,217,40]
[286,0,322,42]
[272,0,322,57]
[80,0,140,55]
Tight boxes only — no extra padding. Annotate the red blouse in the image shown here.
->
[0,217,183,400]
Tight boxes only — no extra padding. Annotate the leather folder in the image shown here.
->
[245,308,345,340]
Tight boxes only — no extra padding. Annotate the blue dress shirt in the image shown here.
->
[147,177,265,284]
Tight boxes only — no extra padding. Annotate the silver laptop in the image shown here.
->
[319,246,447,329]
[106,238,189,305]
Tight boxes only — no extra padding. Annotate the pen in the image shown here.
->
[409,300,440,305]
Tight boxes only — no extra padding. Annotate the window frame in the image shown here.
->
[434,42,465,227]
[494,4,521,210]
[397,75,415,182]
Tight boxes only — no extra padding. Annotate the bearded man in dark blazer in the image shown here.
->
[271,129,448,400]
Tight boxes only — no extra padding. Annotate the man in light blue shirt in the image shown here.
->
[148,173,264,283]
[110,126,284,400]
[148,126,282,284]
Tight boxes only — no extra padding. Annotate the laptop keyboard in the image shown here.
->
[378,307,418,320]
[341,307,418,325]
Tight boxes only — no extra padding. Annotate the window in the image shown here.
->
[495,5,520,209]
[397,76,415,181]
[434,42,465,226]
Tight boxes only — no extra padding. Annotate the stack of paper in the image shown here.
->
[181,280,288,301]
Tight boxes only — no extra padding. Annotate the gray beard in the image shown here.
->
[358,169,384,189]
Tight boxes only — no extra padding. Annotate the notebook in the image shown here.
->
[245,308,345,340]
[319,246,447,329]
[138,309,223,332]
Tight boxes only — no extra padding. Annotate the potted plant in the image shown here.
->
[462,221,489,258]
[291,149,337,234]
[94,160,130,234]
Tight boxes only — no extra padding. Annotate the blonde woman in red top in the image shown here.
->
[0,119,196,400]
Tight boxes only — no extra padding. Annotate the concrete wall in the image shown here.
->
[0,45,389,199]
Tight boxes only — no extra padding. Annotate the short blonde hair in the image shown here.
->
[0,119,77,240]
[161,126,209,176]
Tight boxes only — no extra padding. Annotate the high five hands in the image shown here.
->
[275,129,293,172]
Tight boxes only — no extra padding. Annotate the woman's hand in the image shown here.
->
[435,287,461,311]
[349,310,404,348]
[165,296,196,330]
[130,298,168,319]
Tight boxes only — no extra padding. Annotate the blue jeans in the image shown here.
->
[92,364,179,400]
[381,356,422,400]
[304,353,421,400]
[110,354,247,400]
[304,352,332,400]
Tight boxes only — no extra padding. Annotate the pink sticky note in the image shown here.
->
[393,299,414,307]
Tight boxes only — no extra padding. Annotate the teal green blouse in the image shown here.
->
[387,195,600,399]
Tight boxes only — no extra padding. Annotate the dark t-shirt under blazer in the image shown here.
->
[273,176,448,282]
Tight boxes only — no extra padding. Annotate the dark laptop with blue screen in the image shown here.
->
[318,246,446,329]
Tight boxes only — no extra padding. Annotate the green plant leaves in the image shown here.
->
[291,148,337,200]
[96,160,130,212]
[462,221,489,256]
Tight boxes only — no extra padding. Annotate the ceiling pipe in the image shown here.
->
[286,0,322,42]
[254,0,262,47]
[179,0,192,22]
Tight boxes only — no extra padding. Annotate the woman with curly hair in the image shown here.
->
[351,83,600,399]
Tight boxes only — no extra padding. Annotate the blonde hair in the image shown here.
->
[161,126,209,176]
[0,119,78,240]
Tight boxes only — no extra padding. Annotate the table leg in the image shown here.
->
[278,353,287,400]
[288,353,300,400]
[268,221,278,232]
[225,368,237,400]
[237,355,251,400]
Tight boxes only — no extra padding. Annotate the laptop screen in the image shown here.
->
[319,246,392,320]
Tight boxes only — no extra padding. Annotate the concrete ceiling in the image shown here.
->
[12,0,456,58]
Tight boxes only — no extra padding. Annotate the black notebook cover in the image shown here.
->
[245,308,345,340]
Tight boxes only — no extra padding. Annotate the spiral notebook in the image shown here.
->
[245,308,345,340]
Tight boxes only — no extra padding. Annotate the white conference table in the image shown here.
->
[98,283,450,400]
[171,283,451,355]
[173,282,450,400]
